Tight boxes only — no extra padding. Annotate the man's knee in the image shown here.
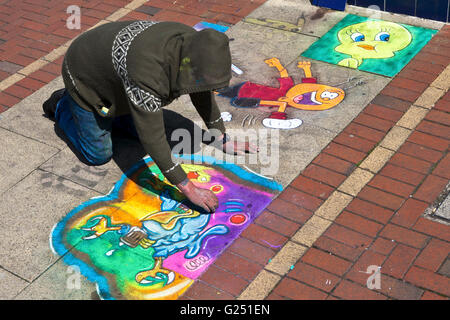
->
[81,137,113,166]
[84,149,113,166]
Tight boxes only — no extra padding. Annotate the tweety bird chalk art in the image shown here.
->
[301,14,438,77]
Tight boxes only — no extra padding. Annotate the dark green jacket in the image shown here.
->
[62,20,231,184]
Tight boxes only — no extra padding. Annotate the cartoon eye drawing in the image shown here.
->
[321,91,339,100]
[335,21,412,70]
[351,32,365,42]
[375,32,390,41]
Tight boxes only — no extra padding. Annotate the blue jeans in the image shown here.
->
[55,91,138,165]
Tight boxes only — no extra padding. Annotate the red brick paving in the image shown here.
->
[323,223,372,249]
[254,210,301,237]
[333,279,387,300]
[323,142,367,164]
[287,261,340,293]
[391,198,429,228]
[290,174,335,200]
[0,0,448,301]
[240,223,289,250]
[335,211,383,237]
[265,197,313,224]
[433,153,450,179]
[379,163,426,186]
[278,186,324,211]
[301,247,353,276]
[346,198,394,224]
[345,250,386,285]
[314,235,366,261]
[301,163,348,187]
[368,175,416,198]
[333,131,378,153]
[414,238,450,272]
[272,277,328,300]
[353,113,396,133]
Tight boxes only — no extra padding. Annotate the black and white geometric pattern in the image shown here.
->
[112,20,162,112]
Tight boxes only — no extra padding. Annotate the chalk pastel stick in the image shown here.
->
[231,64,243,75]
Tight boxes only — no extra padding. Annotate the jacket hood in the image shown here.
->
[174,28,232,97]
[127,22,232,104]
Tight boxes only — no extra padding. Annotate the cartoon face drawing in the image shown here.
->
[335,20,412,68]
[218,58,345,129]
[301,14,437,77]
[279,82,345,111]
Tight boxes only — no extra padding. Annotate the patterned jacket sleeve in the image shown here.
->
[128,102,187,185]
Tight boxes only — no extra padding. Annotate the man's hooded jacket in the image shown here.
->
[62,20,232,184]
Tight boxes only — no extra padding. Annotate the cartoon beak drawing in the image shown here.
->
[357,44,375,50]
[81,216,121,240]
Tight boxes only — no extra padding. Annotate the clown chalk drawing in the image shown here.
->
[218,58,345,129]
[51,155,281,300]
[301,14,438,77]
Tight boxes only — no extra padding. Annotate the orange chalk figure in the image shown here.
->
[218,58,345,129]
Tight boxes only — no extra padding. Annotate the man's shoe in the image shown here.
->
[43,88,66,120]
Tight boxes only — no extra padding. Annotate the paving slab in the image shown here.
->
[14,259,98,300]
[0,269,29,300]
[225,21,317,82]
[0,77,67,150]
[246,0,348,38]
[0,127,59,194]
[39,137,146,195]
[0,170,100,282]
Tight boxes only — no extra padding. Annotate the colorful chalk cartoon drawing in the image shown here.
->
[51,156,281,300]
[220,111,232,122]
[301,14,438,77]
[193,21,229,33]
[218,58,345,129]
[335,20,412,69]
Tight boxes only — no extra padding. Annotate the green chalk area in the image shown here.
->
[301,14,438,77]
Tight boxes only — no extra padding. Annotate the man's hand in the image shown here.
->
[220,133,258,155]
[176,178,218,213]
